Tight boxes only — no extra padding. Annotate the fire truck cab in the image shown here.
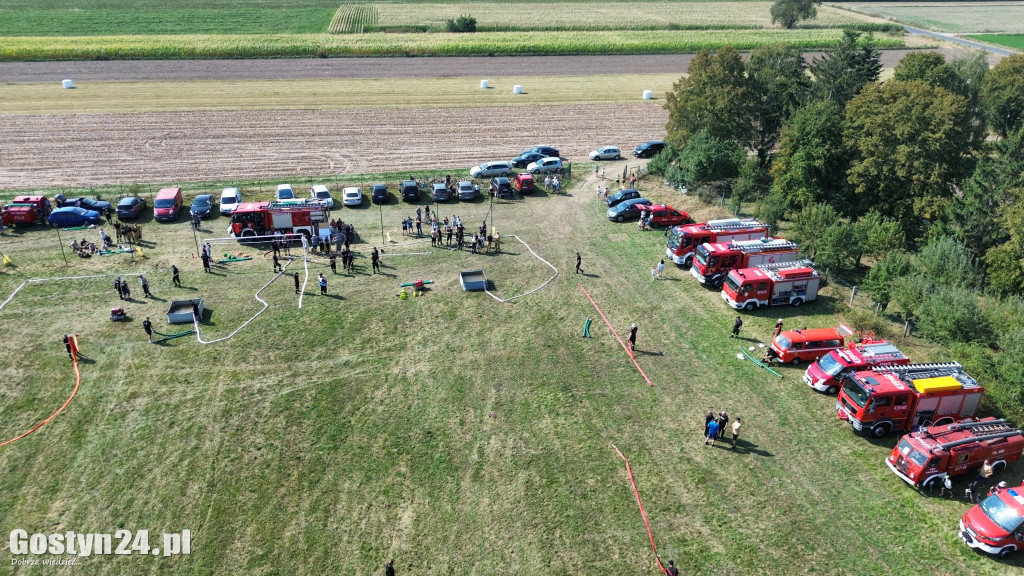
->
[721,259,819,311]
[690,237,800,288]
[837,362,983,438]
[887,417,1024,489]
[804,340,909,395]
[665,218,768,268]
[960,483,1024,558]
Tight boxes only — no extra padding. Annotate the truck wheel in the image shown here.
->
[790,357,801,366]
[240,229,255,238]
[713,277,724,288]
[923,476,940,490]
[993,461,1006,475]
[744,302,756,311]
[792,298,803,307]
[998,546,1015,559]
[825,385,838,395]
[682,256,693,270]
[871,423,891,438]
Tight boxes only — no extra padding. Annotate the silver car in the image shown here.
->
[457,181,477,201]
[470,161,513,178]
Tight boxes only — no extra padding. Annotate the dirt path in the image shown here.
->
[0,50,956,83]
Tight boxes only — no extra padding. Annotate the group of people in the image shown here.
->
[542,174,561,193]
[637,208,654,231]
[705,410,742,448]
[113,275,153,300]
[650,259,665,280]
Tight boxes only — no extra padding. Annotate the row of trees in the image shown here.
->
[654,34,1024,421]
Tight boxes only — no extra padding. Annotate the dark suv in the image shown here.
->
[633,141,665,158]
[489,177,513,199]
[401,180,420,202]
[371,184,389,204]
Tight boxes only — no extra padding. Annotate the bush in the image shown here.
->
[446,15,477,33]
[915,285,992,344]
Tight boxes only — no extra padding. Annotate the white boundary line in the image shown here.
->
[193,259,292,345]
[0,272,153,314]
[483,234,559,303]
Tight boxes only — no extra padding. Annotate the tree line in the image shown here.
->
[652,32,1024,422]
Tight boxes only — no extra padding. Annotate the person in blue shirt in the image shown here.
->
[705,419,720,446]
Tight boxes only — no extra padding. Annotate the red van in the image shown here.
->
[770,324,855,365]
[153,187,183,222]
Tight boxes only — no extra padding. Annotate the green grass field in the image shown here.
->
[2,172,1022,574]
[842,2,1024,34]
[0,0,901,59]
[965,34,1024,50]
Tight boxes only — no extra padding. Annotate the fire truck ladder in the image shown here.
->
[937,429,1023,450]
[703,218,764,231]
[267,200,327,211]
[875,362,964,379]
[949,419,1010,432]
[757,259,814,272]
[730,239,800,254]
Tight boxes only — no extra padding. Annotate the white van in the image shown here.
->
[276,184,295,201]
[220,188,242,215]
[310,184,334,208]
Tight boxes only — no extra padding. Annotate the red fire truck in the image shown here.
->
[690,238,800,287]
[665,218,769,268]
[1,195,51,227]
[804,340,910,395]
[887,417,1024,490]
[960,482,1024,558]
[229,200,329,238]
[721,259,819,311]
[836,362,983,438]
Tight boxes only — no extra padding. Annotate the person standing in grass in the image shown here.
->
[732,417,742,448]
[667,560,679,576]
[705,418,720,446]
[575,252,583,274]
[139,275,153,298]
[657,259,665,279]
[731,316,743,338]
[201,251,211,273]
[273,253,281,273]
[371,247,381,274]
[385,559,395,576]
[318,273,327,295]
[293,272,300,294]
[172,265,181,287]
[628,323,638,353]
[329,254,337,275]
[717,411,729,439]
[773,319,784,339]
[115,276,124,300]
[143,317,153,343]
[705,410,716,438]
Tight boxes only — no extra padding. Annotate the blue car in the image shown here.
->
[49,206,102,227]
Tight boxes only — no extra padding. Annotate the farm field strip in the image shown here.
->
[839,2,1024,34]
[0,74,681,115]
[367,2,887,31]
[965,34,1024,50]
[0,29,904,61]
[0,104,668,189]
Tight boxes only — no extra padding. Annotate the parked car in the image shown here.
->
[470,161,513,178]
[514,173,535,194]
[190,194,215,219]
[512,152,544,168]
[49,207,101,227]
[606,188,641,207]
[431,183,451,202]
[489,177,512,198]
[633,140,666,158]
[527,157,563,174]
[371,184,389,204]
[153,187,183,222]
[342,187,363,207]
[310,184,334,209]
[401,180,420,202]
[62,196,111,215]
[635,203,692,227]
[589,146,621,161]
[529,146,561,158]
[607,197,651,222]
[220,188,242,215]
[115,196,146,220]
[276,184,295,201]
[457,181,477,201]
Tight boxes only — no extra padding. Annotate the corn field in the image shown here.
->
[328,5,379,34]
[0,29,904,61]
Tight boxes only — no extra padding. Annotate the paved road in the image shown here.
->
[0,50,959,83]
[903,25,1014,57]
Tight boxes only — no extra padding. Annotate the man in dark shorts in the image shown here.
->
[371,248,381,274]
[143,317,153,343]
[731,316,743,338]
[575,252,583,274]
[172,265,181,287]
[293,272,300,294]
[628,323,638,353]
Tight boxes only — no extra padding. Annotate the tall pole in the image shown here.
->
[192,222,201,257]
[56,226,68,265]
[379,200,385,246]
